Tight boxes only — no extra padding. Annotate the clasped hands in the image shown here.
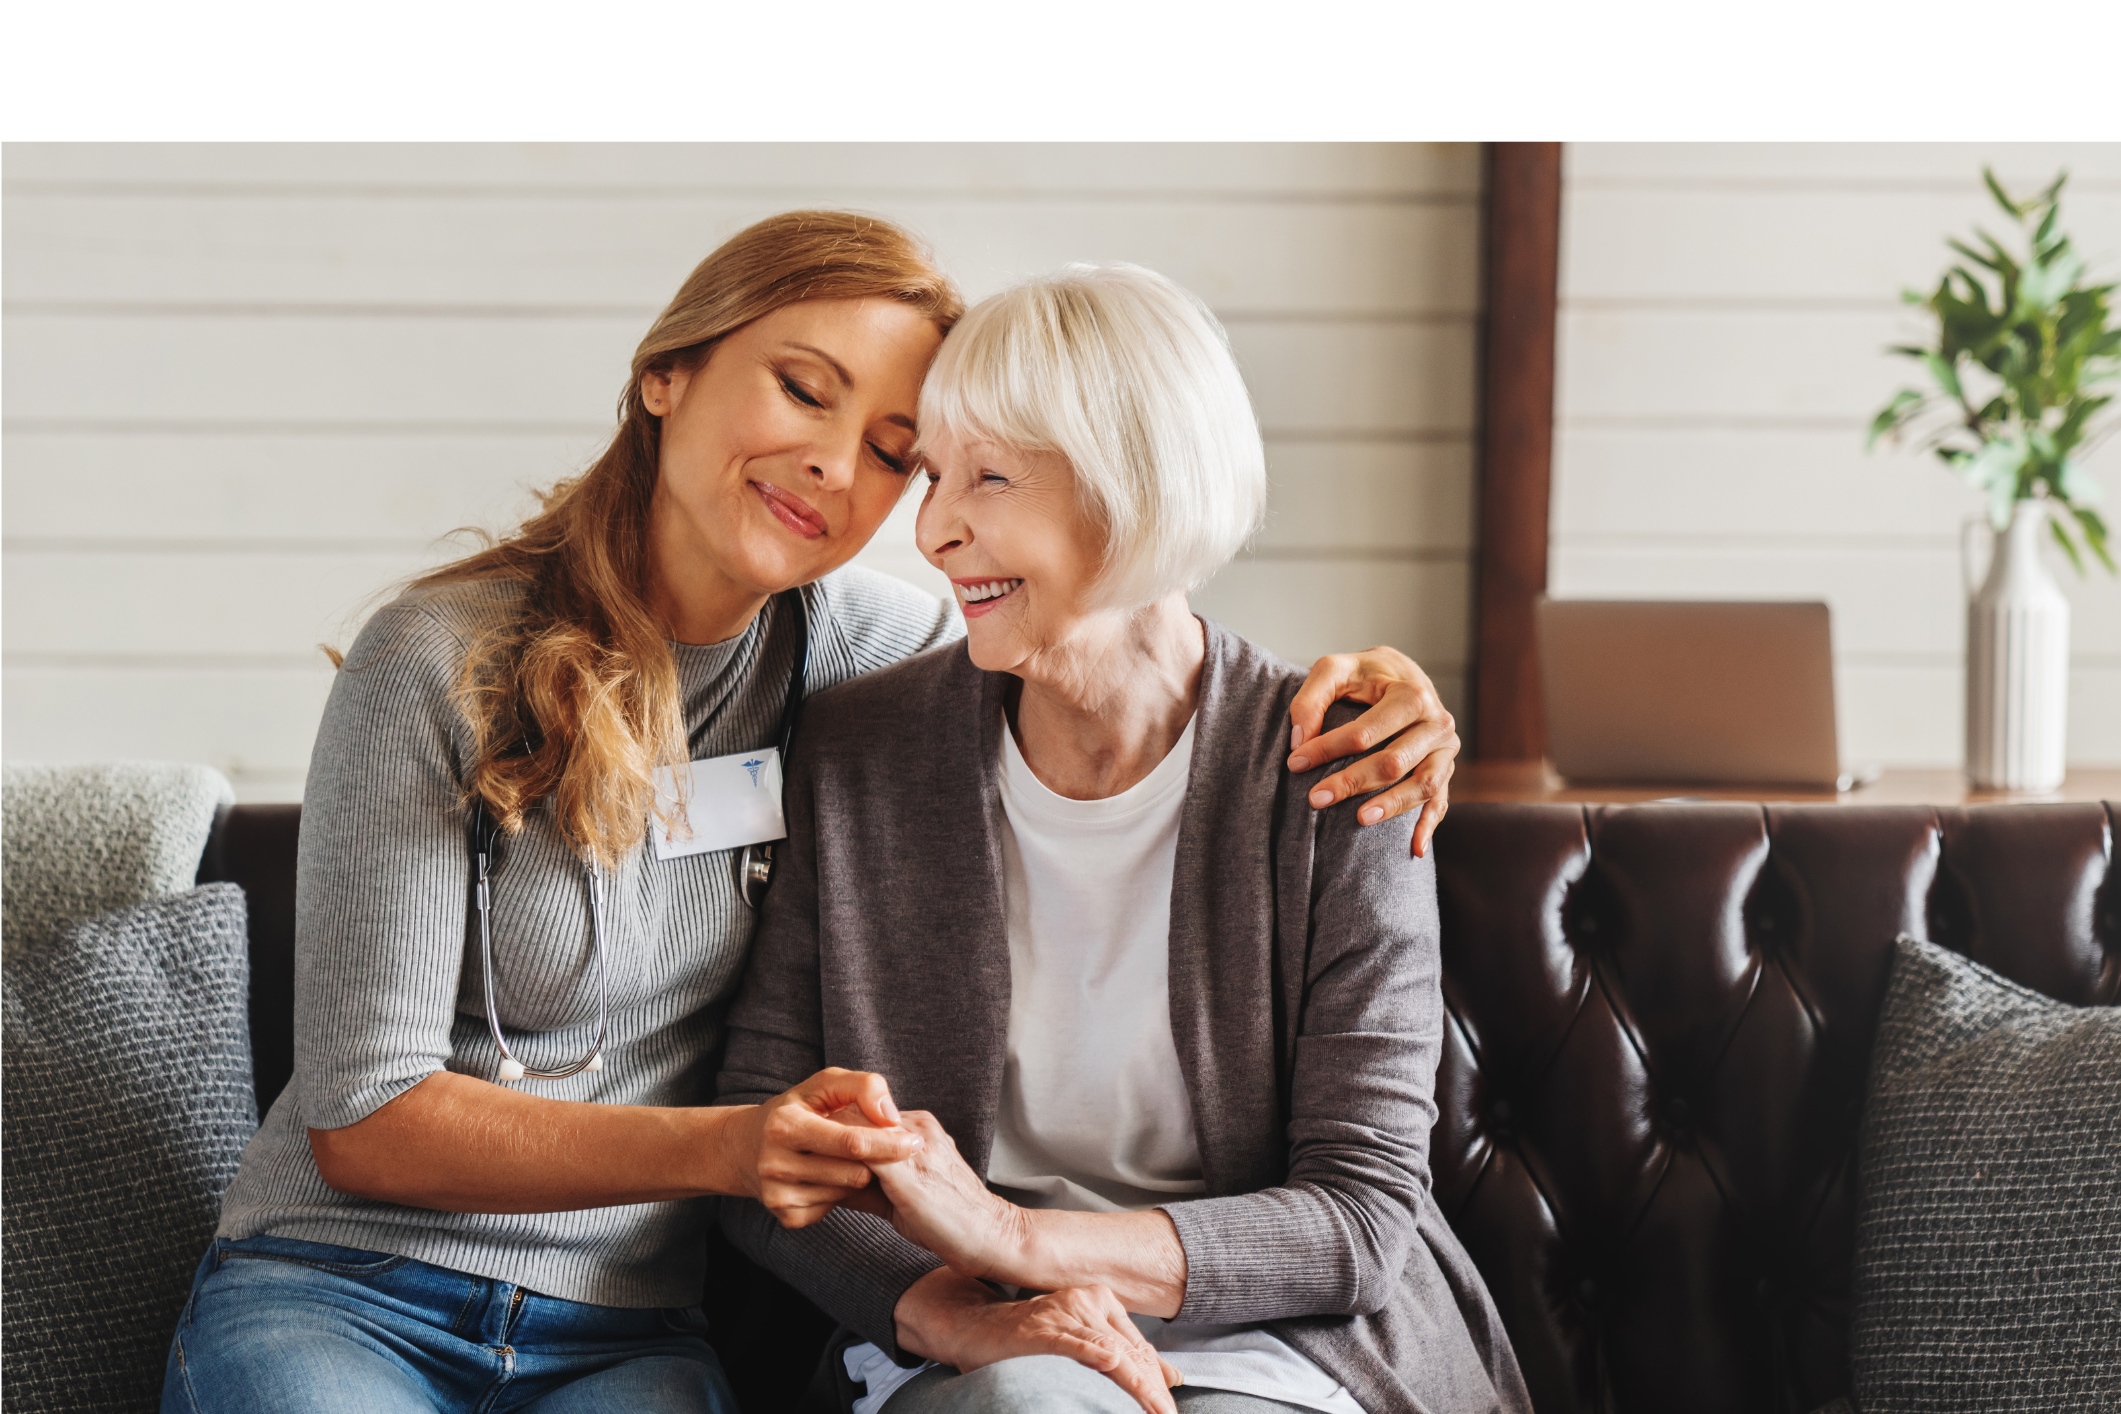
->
[737,1069,1183,1414]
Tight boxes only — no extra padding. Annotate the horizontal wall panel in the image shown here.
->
[7,314,1476,438]
[1,665,334,798]
[1258,440,1475,552]
[5,437,1475,554]
[1563,188,2121,303]
[1835,661,2121,768]
[1191,557,1469,678]
[1568,144,2121,187]
[6,194,1481,317]
[4,312,636,426]
[1547,427,2118,541]
[1837,661,1958,767]
[10,538,1493,689]
[1549,543,2121,659]
[0,430,581,541]
[3,143,1483,198]
[2,549,444,658]
[1557,308,1917,424]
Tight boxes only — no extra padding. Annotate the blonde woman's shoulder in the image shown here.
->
[339,575,530,674]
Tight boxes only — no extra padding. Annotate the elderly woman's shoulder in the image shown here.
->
[1199,618,1371,754]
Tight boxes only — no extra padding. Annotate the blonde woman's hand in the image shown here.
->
[1287,645,1459,857]
[832,1109,1028,1283]
[726,1068,922,1229]
[895,1268,1182,1414]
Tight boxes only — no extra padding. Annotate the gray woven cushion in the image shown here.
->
[2,762,234,962]
[2,884,258,1414]
[1852,934,2121,1412]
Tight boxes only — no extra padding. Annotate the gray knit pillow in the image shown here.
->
[1852,935,2120,1412]
[2,884,258,1414]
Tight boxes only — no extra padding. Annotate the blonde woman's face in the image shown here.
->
[916,428,1105,674]
[642,297,942,616]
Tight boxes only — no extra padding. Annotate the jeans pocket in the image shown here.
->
[659,1303,712,1337]
[216,1238,411,1279]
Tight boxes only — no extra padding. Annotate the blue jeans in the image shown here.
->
[161,1236,737,1414]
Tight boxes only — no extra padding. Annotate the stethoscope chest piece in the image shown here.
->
[739,842,776,910]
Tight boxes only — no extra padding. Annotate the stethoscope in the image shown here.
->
[470,590,809,1083]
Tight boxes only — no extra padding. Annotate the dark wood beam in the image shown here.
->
[1470,142,1562,761]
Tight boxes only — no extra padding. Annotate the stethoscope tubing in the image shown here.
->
[474,821,610,1082]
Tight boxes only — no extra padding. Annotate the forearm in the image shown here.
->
[309,1070,756,1212]
[1003,1209,1188,1319]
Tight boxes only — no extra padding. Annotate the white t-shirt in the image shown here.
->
[841,715,1363,1414]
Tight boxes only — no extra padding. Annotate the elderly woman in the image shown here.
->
[718,265,1529,1414]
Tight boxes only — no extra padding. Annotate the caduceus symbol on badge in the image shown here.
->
[742,759,766,789]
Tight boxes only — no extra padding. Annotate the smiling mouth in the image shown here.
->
[954,578,1023,617]
[751,480,826,540]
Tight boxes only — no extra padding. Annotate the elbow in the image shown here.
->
[308,1125,389,1201]
[1324,1184,1423,1317]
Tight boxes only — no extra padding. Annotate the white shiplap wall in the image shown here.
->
[2,143,1481,800]
[1553,143,2121,768]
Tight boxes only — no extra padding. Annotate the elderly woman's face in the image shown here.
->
[642,297,942,605]
[916,428,1105,673]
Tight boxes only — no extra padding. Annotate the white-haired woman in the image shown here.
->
[166,213,1463,1414]
[718,265,1529,1414]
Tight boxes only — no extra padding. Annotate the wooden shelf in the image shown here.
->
[1456,761,2121,807]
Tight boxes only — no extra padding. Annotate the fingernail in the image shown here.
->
[1289,755,1311,771]
[1309,788,1333,808]
[884,1099,902,1123]
[1290,725,1304,750]
[1360,806,1384,825]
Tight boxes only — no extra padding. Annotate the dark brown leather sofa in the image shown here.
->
[199,799,2120,1414]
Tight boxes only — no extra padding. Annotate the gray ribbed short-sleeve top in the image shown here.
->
[214,565,959,1307]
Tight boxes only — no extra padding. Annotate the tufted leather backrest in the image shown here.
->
[202,799,2119,1413]
[1432,801,2119,1414]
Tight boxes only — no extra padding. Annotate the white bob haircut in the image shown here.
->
[917,262,1267,609]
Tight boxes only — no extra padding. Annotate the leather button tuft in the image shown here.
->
[1577,1277,1600,1309]
[1576,914,1601,938]
[1665,1097,1691,1128]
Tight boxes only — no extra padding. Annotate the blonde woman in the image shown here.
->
[161,214,1463,1414]
[718,265,1525,1414]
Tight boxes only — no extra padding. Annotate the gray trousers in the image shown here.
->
[880,1355,1320,1414]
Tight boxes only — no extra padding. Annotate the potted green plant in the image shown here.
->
[1869,169,2120,791]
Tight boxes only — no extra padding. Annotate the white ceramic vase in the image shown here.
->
[1965,499,2070,792]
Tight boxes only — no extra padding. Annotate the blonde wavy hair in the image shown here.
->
[411,210,963,864]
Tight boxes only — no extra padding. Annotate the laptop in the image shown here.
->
[1534,598,1879,792]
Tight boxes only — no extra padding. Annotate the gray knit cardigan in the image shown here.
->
[717,621,1530,1414]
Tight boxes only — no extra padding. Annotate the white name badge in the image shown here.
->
[648,748,787,862]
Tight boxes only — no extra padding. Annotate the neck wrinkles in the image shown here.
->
[1009,595,1205,801]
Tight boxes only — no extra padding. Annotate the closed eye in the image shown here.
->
[779,375,824,409]
[870,443,909,475]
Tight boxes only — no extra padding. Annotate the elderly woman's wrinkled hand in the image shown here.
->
[735,1068,924,1230]
[895,1268,1181,1414]
[834,1109,1033,1284]
[1285,645,1460,857]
